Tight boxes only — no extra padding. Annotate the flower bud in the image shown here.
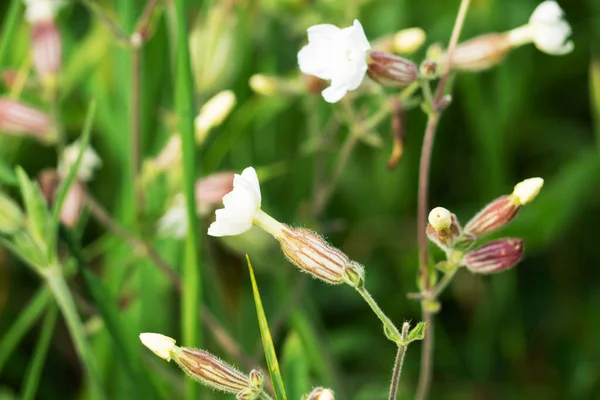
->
[393,27,426,54]
[248,369,264,391]
[463,238,524,274]
[278,227,351,285]
[304,387,335,400]
[31,20,62,85]
[139,333,176,361]
[426,211,461,250]
[419,59,438,79]
[367,51,418,88]
[464,195,520,237]
[195,90,236,143]
[249,74,279,96]
[0,98,55,143]
[512,177,543,205]
[447,33,512,72]
[0,192,25,234]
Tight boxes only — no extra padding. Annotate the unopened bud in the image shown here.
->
[511,177,543,205]
[464,195,520,237]
[393,28,426,54]
[195,90,236,142]
[195,172,234,216]
[0,192,25,234]
[139,333,176,361]
[304,387,335,400]
[31,20,62,86]
[342,261,365,288]
[463,238,524,274]
[427,211,461,250]
[447,33,512,72]
[249,74,279,96]
[419,59,438,79]
[367,51,418,88]
[0,98,55,143]
[248,369,264,391]
[278,227,350,285]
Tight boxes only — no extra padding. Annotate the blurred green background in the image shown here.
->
[1,0,599,399]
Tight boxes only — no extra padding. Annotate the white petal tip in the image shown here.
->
[139,333,176,361]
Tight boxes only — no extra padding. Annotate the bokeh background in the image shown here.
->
[1,0,599,399]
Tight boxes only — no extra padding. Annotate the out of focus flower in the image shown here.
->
[367,51,418,88]
[512,177,544,205]
[393,27,426,54]
[0,98,55,143]
[463,238,524,274]
[158,194,187,238]
[447,33,512,72]
[23,0,64,23]
[194,90,236,143]
[507,1,573,55]
[207,167,264,237]
[304,387,335,400]
[57,140,102,182]
[195,172,234,216]
[298,20,371,103]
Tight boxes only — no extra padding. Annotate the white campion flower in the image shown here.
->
[507,1,573,55]
[207,167,262,237]
[298,19,371,103]
[57,140,102,182]
[23,0,65,23]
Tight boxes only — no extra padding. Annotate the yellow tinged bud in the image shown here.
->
[195,90,236,142]
[512,177,544,205]
[393,27,426,54]
[428,207,452,231]
[139,333,176,361]
[249,74,279,96]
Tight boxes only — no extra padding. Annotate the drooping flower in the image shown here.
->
[57,140,102,182]
[0,98,55,142]
[507,1,573,55]
[298,20,371,103]
[207,167,263,237]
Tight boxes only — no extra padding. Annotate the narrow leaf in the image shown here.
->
[281,332,309,400]
[247,255,287,400]
[16,167,50,253]
[405,322,428,345]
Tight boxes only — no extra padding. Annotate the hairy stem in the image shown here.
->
[388,322,411,400]
[415,1,471,399]
[355,286,401,343]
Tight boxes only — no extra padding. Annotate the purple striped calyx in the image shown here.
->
[463,238,524,274]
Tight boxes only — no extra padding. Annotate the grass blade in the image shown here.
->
[281,332,309,399]
[172,1,203,398]
[246,255,287,400]
[0,287,51,373]
[21,303,58,400]
[0,0,21,69]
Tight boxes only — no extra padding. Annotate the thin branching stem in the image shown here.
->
[415,1,471,399]
[388,322,411,400]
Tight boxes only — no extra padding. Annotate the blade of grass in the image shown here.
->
[20,303,58,400]
[172,1,202,399]
[0,0,21,69]
[247,255,287,400]
[0,287,51,374]
[48,99,97,265]
[281,332,309,400]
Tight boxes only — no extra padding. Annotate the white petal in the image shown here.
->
[322,85,348,103]
[240,167,261,203]
[530,1,564,25]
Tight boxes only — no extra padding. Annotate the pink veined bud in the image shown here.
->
[464,195,520,237]
[278,226,364,287]
[31,20,62,83]
[367,51,418,88]
[447,33,512,72]
[0,98,54,142]
[304,387,335,400]
[195,172,234,216]
[463,238,524,274]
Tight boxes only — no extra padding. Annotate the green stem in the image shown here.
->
[21,303,58,400]
[355,286,401,344]
[429,268,458,300]
[173,1,202,399]
[44,267,105,400]
[0,0,21,69]
[388,322,410,400]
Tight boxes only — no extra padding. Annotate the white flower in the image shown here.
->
[298,19,371,103]
[24,0,65,24]
[528,1,573,55]
[194,90,236,142]
[139,333,176,361]
[512,177,544,205]
[428,207,452,231]
[57,140,102,182]
[158,194,188,238]
[207,167,261,237]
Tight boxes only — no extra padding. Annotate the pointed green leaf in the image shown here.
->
[247,255,287,400]
[281,332,309,400]
[405,322,428,345]
[15,168,50,256]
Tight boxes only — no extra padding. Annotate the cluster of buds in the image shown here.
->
[0,98,55,143]
[24,0,65,88]
[206,167,365,288]
[140,333,265,399]
[427,177,544,274]
[443,1,573,72]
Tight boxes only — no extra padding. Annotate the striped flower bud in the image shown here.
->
[463,238,524,274]
[0,98,55,143]
[278,226,364,287]
[447,33,512,72]
[31,20,62,85]
[304,387,335,400]
[464,195,519,237]
[426,209,461,250]
[367,51,418,88]
[140,333,259,397]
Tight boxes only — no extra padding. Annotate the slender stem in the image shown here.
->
[131,48,143,212]
[355,286,401,343]
[429,268,458,300]
[388,322,410,400]
[21,302,58,400]
[415,1,470,399]
[44,268,105,400]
